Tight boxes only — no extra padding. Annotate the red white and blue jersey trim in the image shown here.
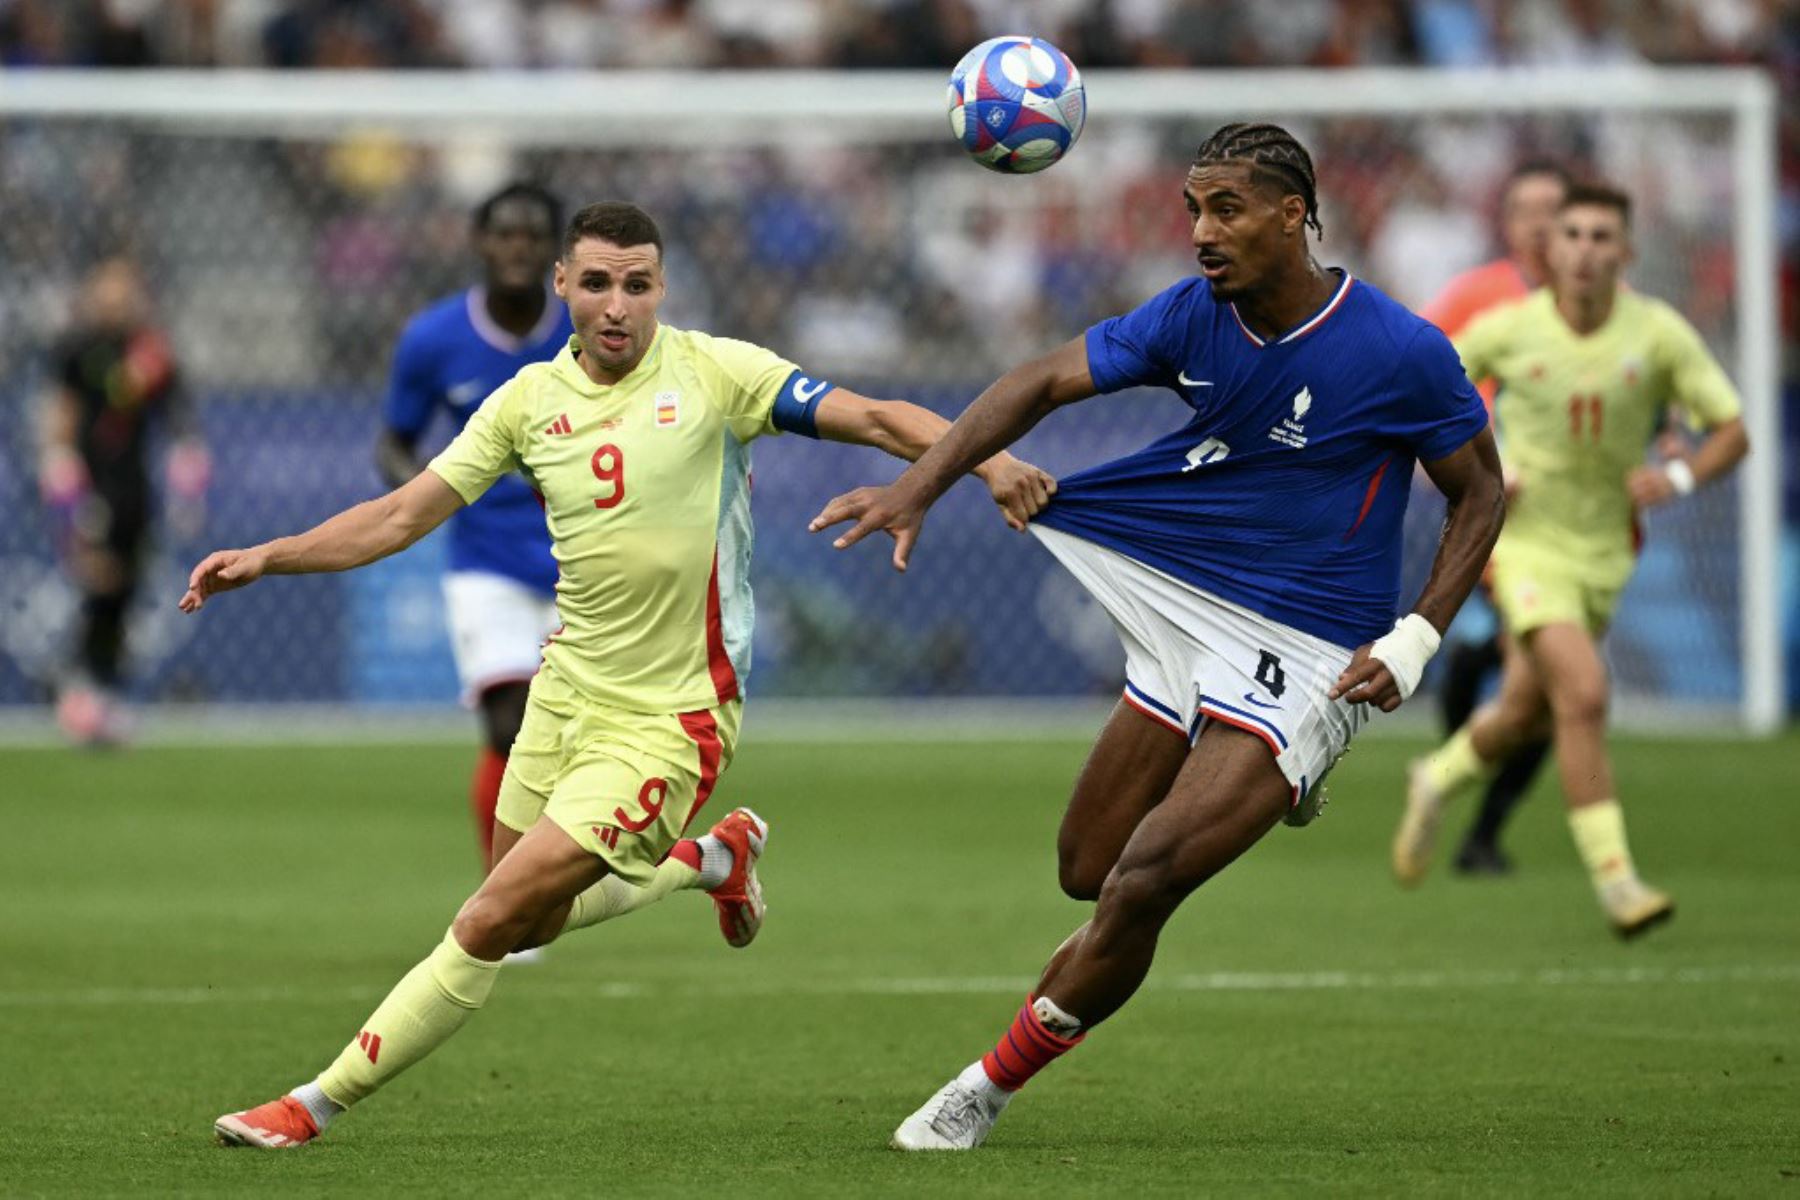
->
[1121,680,1304,805]
[1227,271,1355,347]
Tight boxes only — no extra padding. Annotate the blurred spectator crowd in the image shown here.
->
[0,0,1790,72]
[0,0,1792,395]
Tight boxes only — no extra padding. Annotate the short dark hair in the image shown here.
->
[1501,158,1571,209]
[1559,182,1632,227]
[473,182,562,235]
[1193,122,1323,239]
[562,201,664,260]
[1504,158,1572,193]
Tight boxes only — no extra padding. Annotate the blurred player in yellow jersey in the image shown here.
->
[179,202,1056,1148]
[1393,183,1750,937]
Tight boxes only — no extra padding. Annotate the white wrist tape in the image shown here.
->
[1368,614,1441,702]
[1663,459,1696,496]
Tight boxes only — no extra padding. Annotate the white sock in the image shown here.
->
[695,833,734,890]
[290,1080,344,1131]
[956,1059,1013,1108]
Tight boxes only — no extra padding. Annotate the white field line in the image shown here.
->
[3,964,1796,1009]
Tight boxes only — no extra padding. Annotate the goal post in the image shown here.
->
[0,66,1781,733]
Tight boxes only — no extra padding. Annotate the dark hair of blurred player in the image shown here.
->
[38,255,209,745]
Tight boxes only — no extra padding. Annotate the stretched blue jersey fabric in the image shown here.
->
[383,287,572,594]
[1036,270,1487,649]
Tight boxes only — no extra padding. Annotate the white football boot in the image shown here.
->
[891,1062,1011,1151]
[1392,757,1448,887]
[1599,878,1675,940]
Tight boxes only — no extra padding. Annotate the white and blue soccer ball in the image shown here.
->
[946,36,1086,175]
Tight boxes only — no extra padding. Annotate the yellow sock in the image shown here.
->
[1568,800,1636,890]
[1424,726,1493,797]
[316,928,501,1109]
[562,856,700,935]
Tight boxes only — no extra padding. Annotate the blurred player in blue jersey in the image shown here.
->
[815,123,1506,1150]
[375,182,572,866]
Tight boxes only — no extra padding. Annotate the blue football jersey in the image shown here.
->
[1035,270,1487,649]
[383,287,572,594]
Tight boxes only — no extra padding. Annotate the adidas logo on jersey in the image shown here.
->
[1269,386,1311,449]
[544,414,573,436]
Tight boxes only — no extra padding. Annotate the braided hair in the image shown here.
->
[1192,123,1323,240]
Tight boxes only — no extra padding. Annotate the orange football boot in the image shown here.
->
[704,807,768,948]
[215,1095,320,1148]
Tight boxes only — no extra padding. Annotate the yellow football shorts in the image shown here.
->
[1490,541,1628,638]
[495,666,741,885]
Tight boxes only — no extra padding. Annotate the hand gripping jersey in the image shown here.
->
[384,287,573,595]
[1455,287,1741,583]
[1034,271,1489,650]
[427,326,829,714]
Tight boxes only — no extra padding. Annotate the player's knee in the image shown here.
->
[1055,829,1112,900]
[1550,681,1608,729]
[1057,853,1107,902]
[452,890,537,960]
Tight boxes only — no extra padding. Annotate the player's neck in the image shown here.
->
[1233,259,1338,343]
[1553,286,1616,336]
[484,284,548,339]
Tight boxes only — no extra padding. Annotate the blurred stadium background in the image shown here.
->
[2,1,1795,737]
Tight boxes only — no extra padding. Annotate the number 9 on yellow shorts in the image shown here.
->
[495,666,742,885]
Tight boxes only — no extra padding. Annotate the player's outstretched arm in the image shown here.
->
[809,388,1057,532]
[179,470,464,612]
[1330,427,1505,712]
[809,337,1096,570]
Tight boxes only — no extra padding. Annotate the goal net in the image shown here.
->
[0,68,1780,732]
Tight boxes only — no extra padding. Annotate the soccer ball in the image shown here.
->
[946,36,1086,175]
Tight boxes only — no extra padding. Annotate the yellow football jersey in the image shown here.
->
[428,325,808,714]
[1454,288,1740,582]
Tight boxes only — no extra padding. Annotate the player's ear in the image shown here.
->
[552,259,567,300]
[1282,193,1307,237]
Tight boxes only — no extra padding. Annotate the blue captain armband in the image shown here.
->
[770,369,834,438]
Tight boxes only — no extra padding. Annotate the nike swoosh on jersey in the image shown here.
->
[1178,372,1213,387]
[1241,692,1282,710]
[448,379,486,407]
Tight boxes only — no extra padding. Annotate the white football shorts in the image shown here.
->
[441,570,561,706]
[1033,525,1368,809]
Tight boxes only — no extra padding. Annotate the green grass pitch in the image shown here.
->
[2,730,1797,1196]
